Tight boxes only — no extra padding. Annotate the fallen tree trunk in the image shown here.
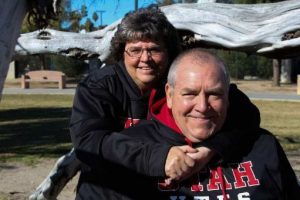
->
[15,0,300,62]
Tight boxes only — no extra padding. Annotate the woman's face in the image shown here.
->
[123,39,169,91]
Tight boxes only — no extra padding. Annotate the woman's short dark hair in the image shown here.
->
[110,5,181,64]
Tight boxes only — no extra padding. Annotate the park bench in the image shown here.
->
[21,70,66,89]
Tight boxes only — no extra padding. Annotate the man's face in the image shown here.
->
[166,56,229,143]
[124,39,168,91]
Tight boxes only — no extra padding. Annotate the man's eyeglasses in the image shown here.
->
[125,47,165,58]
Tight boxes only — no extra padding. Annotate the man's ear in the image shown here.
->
[165,83,173,109]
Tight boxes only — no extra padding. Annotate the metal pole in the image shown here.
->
[96,10,106,26]
[135,0,138,10]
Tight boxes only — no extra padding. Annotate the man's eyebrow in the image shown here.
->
[180,88,199,94]
[206,85,224,93]
[180,87,198,93]
[179,84,225,94]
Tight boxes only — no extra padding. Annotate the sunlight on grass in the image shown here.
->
[252,100,300,151]
[0,94,73,109]
[0,118,69,125]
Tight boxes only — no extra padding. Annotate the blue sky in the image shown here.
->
[72,0,157,26]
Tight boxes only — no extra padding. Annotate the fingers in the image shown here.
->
[179,145,198,154]
[165,146,196,182]
[187,146,215,161]
[165,146,216,183]
[187,146,215,172]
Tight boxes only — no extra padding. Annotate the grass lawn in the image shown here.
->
[0,94,74,164]
[0,94,299,165]
[253,100,300,151]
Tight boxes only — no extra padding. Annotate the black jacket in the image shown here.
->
[70,61,262,199]
[75,98,300,199]
[70,61,170,175]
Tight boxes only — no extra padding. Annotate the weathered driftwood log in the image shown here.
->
[15,0,300,62]
[163,1,300,58]
[15,21,118,62]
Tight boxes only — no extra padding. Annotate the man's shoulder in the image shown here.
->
[255,128,277,144]
[227,128,279,161]
[248,128,282,157]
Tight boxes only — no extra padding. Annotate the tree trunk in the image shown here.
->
[39,55,47,70]
[273,59,281,87]
[280,59,292,84]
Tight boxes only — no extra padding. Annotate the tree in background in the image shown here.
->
[217,51,273,80]
[51,55,88,79]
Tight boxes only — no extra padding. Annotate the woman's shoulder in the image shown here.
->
[74,63,124,95]
[88,63,118,82]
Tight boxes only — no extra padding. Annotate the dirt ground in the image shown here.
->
[0,159,78,200]
[0,80,299,200]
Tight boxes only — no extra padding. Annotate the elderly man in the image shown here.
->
[75,48,300,199]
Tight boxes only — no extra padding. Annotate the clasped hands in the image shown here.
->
[164,146,215,185]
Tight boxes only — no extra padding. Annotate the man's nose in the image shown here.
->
[194,94,210,113]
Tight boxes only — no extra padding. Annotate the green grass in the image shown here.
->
[0,95,299,166]
[252,100,300,151]
[0,94,74,165]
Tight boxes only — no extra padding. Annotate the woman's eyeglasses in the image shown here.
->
[125,47,165,58]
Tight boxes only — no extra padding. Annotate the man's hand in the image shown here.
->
[164,146,215,184]
[187,146,215,173]
[164,146,197,182]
